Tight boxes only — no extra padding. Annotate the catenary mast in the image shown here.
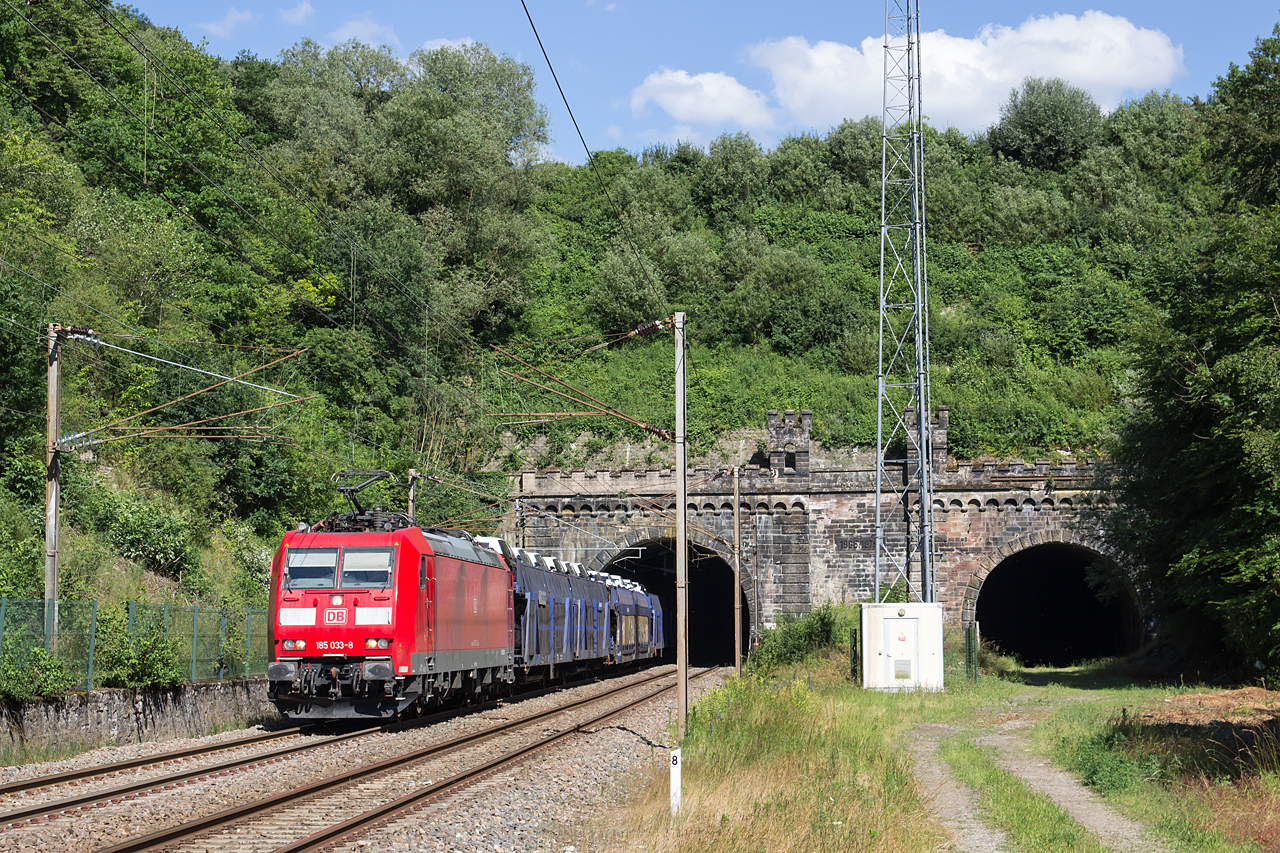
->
[874,0,935,604]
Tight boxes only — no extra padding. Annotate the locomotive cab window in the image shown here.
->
[340,547,395,589]
[285,548,338,590]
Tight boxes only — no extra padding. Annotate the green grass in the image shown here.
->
[583,636,1031,853]
[940,738,1111,853]
[587,632,1275,853]
[0,737,95,769]
[593,667,953,853]
[961,660,1258,852]
[1038,699,1269,852]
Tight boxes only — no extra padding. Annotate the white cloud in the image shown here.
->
[635,125,709,149]
[628,12,1182,138]
[199,7,253,38]
[330,16,401,50]
[605,125,622,139]
[422,36,475,52]
[278,1,312,25]
[747,12,1183,132]
[606,3,617,10]
[630,68,774,129]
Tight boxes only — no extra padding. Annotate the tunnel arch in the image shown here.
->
[964,533,1141,667]
[590,529,752,667]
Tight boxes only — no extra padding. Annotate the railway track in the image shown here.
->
[0,665,655,831]
[87,665,714,853]
[0,698,521,829]
[0,724,309,799]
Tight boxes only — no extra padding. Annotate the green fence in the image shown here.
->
[0,598,269,692]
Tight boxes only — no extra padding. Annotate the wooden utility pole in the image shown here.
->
[675,312,688,742]
[44,323,63,648]
[733,465,742,677]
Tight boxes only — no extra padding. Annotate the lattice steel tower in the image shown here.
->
[874,0,935,603]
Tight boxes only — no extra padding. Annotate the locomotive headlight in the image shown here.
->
[283,639,306,651]
[364,638,391,650]
[330,594,344,606]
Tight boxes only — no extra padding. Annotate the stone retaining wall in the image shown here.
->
[0,679,276,753]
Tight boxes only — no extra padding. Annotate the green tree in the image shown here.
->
[0,113,78,460]
[766,134,844,208]
[989,76,1101,171]
[825,117,881,188]
[585,244,666,333]
[1106,208,1280,665]
[695,132,768,229]
[1195,22,1280,207]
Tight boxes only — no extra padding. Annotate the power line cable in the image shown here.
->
[0,405,41,421]
[6,259,497,502]
[518,0,671,313]
[1,260,501,511]
[91,338,299,397]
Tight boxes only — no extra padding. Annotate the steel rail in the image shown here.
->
[0,726,380,828]
[0,725,309,798]
[0,693,515,827]
[93,666,683,853]
[280,666,720,853]
[0,660,654,819]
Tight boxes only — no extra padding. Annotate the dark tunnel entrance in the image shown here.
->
[603,540,750,667]
[974,543,1140,667]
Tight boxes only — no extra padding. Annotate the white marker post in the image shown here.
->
[670,748,682,815]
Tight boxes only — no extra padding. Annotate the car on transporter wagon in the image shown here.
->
[266,470,665,720]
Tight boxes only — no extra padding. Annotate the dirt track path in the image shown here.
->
[908,724,1012,853]
[908,697,1173,853]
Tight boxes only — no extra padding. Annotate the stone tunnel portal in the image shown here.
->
[974,543,1140,667]
[603,540,751,667]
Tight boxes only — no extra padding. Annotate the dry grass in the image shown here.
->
[586,670,948,853]
[1186,774,1280,852]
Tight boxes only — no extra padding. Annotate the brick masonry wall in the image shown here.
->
[509,456,1108,628]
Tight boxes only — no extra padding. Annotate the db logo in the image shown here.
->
[325,610,346,625]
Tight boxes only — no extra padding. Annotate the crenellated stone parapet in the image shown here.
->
[507,410,1109,629]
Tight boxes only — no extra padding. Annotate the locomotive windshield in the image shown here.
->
[285,547,338,589]
[340,547,395,589]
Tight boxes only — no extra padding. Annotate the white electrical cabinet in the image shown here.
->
[861,602,944,691]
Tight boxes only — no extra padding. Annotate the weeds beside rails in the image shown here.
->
[598,671,947,853]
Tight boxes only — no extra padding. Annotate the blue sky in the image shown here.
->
[132,0,1278,162]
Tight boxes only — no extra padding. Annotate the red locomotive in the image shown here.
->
[267,470,664,720]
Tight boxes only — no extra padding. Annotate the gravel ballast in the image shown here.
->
[0,666,725,853]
